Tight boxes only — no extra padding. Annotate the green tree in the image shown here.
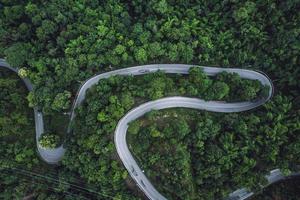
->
[149,125,161,137]
[120,92,134,110]
[38,133,61,149]
[205,81,230,100]
[51,91,71,111]
[97,111,108,122]
[128,120,141,135]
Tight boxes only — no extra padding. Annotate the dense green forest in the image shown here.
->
[0,0,300,200]
[250,176,300,200]
[0,69,95,199]
[0,0,299,114]
[63,68,267,200]
[127,104,300,199]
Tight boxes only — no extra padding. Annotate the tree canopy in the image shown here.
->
[0,0,299,199]
[0,0,299,114]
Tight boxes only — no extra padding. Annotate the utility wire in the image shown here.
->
[13,176,89,200]
[2,168,115,200]
[1,170,93,200]
[2,164,97,195]
[4,168,100,197]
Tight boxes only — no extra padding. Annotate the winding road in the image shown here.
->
[2,59,287,200]
[0,59,65,164]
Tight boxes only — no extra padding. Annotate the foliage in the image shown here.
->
[127,120,141,135]
[0,68,39,170]
[38,133,61,149]
[0,69,105,200]
[0,69,32,137]
[0,0,299,199]
[18,68,28,78]
[0,167,103,200]
[250,176,300,200]
[127,95,300,199]
[51,90,72,111]
[63,70,271,200]
[0,0,299,113]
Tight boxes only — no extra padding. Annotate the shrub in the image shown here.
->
[38,133,61,149]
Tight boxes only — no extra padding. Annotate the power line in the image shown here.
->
[2,175,90,200]
[4,167,99,196]
[1,167,115,199]
[1,170,93,200]
[1,163,101,195]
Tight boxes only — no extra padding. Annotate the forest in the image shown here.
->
[62,68,269,200]
[127,103,299,199]
[0,0,299,200]
[250,176,300,200]
[0,69,88,199]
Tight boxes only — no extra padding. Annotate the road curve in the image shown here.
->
[69,64,273,133]
[116,96,278,200]
[68,64,273,200]
[0,59,64,164]
[1,59,280,199]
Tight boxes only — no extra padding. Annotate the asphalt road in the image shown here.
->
[0,59,65,164]
[69,64,273,200]
[1,60,281,200]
